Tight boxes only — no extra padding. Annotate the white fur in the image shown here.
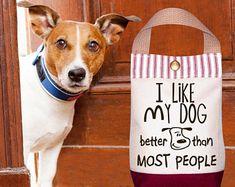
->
[20,52,76,187]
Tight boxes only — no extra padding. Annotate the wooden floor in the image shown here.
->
[54,148,235,187]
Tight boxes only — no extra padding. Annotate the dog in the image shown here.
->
[162,127,192,150]
[17,1,140,186]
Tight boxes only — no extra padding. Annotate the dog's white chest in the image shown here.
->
[19,53,76,151]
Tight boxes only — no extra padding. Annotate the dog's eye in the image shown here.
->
[88,41,99,52]
[56,39,67,50]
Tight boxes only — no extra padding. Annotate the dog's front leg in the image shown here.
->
[37,141,63,187]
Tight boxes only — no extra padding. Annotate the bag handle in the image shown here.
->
[132,8,221,54]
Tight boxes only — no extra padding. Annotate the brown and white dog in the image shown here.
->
[17,1,140,186]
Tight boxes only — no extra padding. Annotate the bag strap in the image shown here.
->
[132,8,221,54]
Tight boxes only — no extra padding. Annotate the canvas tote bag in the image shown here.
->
[130,8,225,187]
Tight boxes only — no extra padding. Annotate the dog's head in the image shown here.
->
[162,127,192,150]
[18,1,140,93]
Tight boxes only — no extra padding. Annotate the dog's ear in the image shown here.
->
[17,1,61,39]
[95,14,141,45]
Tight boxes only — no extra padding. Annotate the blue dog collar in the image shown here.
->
[33,45,83,101]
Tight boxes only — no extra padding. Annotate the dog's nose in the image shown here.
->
[68,68,86,82]
[177,139,187,144]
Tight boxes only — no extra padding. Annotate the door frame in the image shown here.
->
[0,1,29,186]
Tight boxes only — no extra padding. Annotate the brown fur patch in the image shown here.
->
[78,23,106,75]
[44,21,77,76]
[44,21,107,77]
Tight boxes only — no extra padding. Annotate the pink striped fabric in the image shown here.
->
[131,53,222,79]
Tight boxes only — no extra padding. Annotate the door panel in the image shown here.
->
[0,0,30,185]
[65,94,130,145]
[100,0,232,83]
